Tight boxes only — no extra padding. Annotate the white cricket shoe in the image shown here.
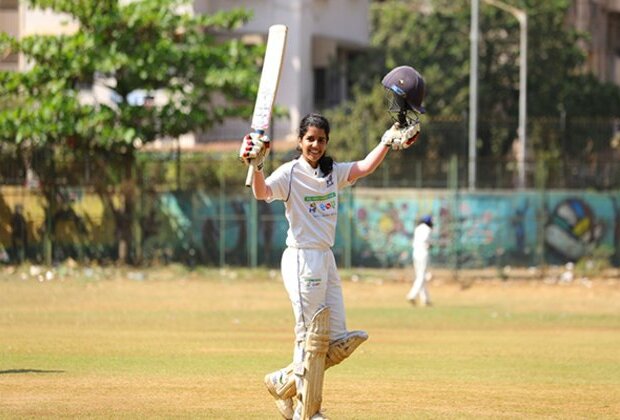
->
[264,372,294,420]
[293,405,329,420]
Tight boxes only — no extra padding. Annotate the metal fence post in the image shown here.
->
[43,146,54,266]
[219,176,226,267]
[343,188,353,269]
[448,155,460,279]
[535,158,548,277]
[249,194,258,267]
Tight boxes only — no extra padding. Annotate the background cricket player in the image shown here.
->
[407,214,434,306]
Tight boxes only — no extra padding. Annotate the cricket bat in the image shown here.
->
[245,24,288,187]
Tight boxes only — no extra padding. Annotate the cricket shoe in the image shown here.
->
[264,372,294,420]
[406,292,417,305]
[293,406,329,420]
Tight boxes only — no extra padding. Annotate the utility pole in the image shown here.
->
[469,0,480,191]
[483,0,528,188]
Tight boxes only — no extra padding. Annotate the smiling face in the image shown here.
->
[299,125,328,168]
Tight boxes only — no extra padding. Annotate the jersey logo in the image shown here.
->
[326,174,334,187]
[303,277,322,289]
[305,192,337,216]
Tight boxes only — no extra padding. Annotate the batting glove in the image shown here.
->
[381,122,421,151]
[239,132,270,171]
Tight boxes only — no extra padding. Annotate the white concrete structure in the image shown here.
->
[1,0,370,147]
[194,0,370,144]
[0,1,78,71]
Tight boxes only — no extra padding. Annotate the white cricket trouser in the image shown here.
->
[280,246,348,392]
[409,251,431,304]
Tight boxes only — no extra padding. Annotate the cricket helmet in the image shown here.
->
[382,66,426,114]
[421,215,433,227]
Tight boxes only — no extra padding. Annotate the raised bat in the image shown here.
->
[245,24,288,187]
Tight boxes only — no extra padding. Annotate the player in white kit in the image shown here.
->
[407,215,434,306]
[240,67,425,419]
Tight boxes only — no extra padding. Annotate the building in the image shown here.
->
[567,0,620,85]
[1,0,370,149]
[0,0,79,71]
[2,0,618,147]
[194,0,370,145]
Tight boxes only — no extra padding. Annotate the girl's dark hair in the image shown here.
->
[297,112,333,176]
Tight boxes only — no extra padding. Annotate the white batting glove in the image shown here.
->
[381,122,421,150]
[239,132,270,171]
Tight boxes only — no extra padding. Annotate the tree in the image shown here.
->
[328,0,620,167]
[0,0,263,263]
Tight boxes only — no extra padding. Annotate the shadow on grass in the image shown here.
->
[0,369,65,375]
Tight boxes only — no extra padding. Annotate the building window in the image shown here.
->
[314,68,327,109]
[0,0,19,10]
[1,52,18,63]
[313,66,343,110]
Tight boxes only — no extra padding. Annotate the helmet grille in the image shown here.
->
[384,88,420,127]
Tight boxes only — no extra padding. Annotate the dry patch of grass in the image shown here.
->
[1,266,619,418]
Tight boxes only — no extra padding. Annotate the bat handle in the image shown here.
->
[244,129,265,188]
[245,162,255,187]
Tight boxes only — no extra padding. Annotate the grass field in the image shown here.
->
[1,265,619,419]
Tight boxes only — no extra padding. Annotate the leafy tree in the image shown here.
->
[329,0,620,168]
[0,0,262,263]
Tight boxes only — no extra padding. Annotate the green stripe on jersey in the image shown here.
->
[304,192,336,202]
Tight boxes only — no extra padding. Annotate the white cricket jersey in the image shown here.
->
[413,223,432,258]
[265,157,354,249]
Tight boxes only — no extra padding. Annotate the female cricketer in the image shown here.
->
[239,65,425,420]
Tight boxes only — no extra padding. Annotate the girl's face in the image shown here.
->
[299,125,328,168]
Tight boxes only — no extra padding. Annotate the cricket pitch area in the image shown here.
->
[1,265,619,419]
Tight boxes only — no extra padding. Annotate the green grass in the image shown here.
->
[1,267,619,419]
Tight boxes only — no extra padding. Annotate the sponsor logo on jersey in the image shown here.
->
[303,277,322,288]
[305,192,337,215]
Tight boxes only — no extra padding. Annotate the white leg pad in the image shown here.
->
[299,306,330,420]
[325,330,368,369]
[273,329,369,411]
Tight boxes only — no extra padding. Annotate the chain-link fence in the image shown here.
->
[1,116,619,273]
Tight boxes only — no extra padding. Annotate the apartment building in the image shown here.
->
[194,0,370,143]
[0,0,79,72]
[568,0,620,85]
[0,0,370,146]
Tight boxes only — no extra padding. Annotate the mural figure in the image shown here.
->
[611,196,620,267]
[544,198,603,262]
[10,204,28,263]
[201,216,220,265]
[361,200,413,266]
[258,200,274,265]
[511,199,529,255]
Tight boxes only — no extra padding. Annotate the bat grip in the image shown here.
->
[245,162,255,187]
[244,129,265,188]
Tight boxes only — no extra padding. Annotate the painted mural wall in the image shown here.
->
[1,187,619,268]
[163,188,620,268]
[344,189,619,269]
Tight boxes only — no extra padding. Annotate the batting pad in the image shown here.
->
[325,330,369,369]
[300,306,330,420]
[265,363,296,400]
